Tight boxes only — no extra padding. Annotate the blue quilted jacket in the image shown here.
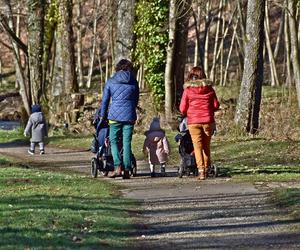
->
[100,70,139,122]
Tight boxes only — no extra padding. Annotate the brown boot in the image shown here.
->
[123,170,130,179]
[109,166,122,178]
[198,169,206,180]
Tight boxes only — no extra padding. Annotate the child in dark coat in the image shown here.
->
[143,117,170,177]
[24,104,48,155]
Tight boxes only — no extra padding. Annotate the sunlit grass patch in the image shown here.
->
[212,137,300,181]
[0,128,25,143]
[0,166,136,249]
[48,134,92,150]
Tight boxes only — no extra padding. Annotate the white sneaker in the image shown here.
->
[28,149,34,155]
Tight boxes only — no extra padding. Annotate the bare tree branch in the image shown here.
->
[0,13,27,55]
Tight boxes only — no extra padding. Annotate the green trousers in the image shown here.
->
[109,122,134,170]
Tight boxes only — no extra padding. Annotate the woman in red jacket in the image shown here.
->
[179,66,219,180]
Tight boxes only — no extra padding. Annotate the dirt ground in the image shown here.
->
[1,142,300,250]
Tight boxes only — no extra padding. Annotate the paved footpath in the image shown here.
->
[1,142,300,250]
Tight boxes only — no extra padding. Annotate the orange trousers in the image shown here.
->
[188,123,214,171]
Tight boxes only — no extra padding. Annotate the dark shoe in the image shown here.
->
[28,149,34,155]
[109,166,122,178]
[40,150,45,155]
[123,170,130,179]
[150,172,156,178]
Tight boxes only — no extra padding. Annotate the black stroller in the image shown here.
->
[90,110,137,178]
[175,117,218,178]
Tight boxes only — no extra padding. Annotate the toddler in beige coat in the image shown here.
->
[143,117,170,177]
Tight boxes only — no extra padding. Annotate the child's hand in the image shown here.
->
[23,132,27,137]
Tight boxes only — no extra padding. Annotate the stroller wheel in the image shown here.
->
[91,157,98,178]
[131,155,137,177]
[178,165,184,178]
[99,159,109,176]
[208,164,218,178]
[212,164,219,178]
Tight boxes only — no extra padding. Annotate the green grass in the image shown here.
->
[0,161,136,249]
[211,137,300,181]
[0,128,26,143]
[48,134,92,150]
[272,188,300,220]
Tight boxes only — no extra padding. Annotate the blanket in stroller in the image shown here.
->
[91,108,109,154]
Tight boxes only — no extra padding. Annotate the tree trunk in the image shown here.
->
[1,0,31,115]
[97,47,104,94]
[274,9,285,60]
[237,0,246,53]
[234,0,265,134]
[107,0,115,73]
[192,5,203,67]
[165,0,176,121]
[204,1,211,73]
[223,21,238,86]
[220,5,225,86]
[87,0,100,89]
[76,1,84,88]
[60,0,78,94]
[174,0,192,107]
[264,5,279,87]
[15,2,20,89]
[288,0,300,109]
[27,0,45,104]
[115,0,135,63]
[284,1,292,104]
[216,7,236,63]
[209,0,223,82]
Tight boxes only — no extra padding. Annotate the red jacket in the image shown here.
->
[179,79,219,124]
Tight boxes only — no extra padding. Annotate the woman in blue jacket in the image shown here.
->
[100,59,139,179]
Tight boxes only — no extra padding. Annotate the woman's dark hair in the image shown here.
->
[115,59,133,72]
[187,66,206,81]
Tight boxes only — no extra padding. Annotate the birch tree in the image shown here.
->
[164,0,176,121]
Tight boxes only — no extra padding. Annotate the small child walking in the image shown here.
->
[24,104,48,155]
[143,117,170,177]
